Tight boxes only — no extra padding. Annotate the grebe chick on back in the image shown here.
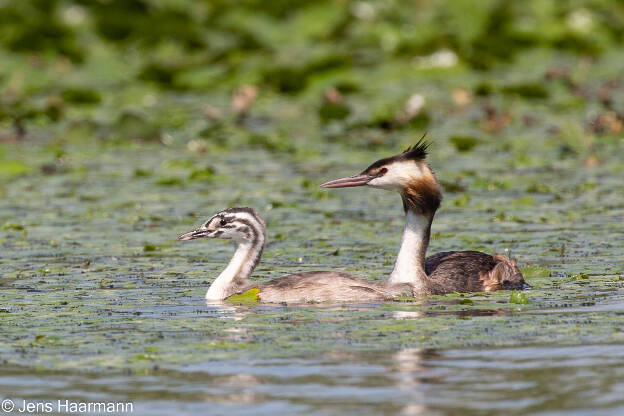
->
[177,207,413,303]
[320,140,529,295]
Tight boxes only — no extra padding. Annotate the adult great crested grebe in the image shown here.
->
[177,207,413,303]
[320,140,530,295]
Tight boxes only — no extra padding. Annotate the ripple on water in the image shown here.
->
[2,344,623,415]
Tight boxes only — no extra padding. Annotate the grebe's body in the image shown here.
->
[178,207,412,303]
[321,140,528,295]
[425,251,523,293]
[258,271,410,303]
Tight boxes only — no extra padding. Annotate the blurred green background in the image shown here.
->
[0,0,622,155]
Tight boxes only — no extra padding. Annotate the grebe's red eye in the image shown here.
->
[378,167,388,175]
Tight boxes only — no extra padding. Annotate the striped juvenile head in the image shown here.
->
[177,207,266,245]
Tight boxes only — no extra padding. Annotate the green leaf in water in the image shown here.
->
[115,111,160,141]
[155,177,184,186]
[509,291,529,304]
[453,193,471,207]
[227,288,260,304]
[2,222,24,231]
[521,266,550,278]
[573,273,589,280]
[133,353,158,361]
[61,88,102,104]
[501,83,548,98]
[0,160,32,178]
[143,244,158,252]
[188,167,215,181]
[450,136,479,152]
[439,179,466,193]
[319,102,350,122]
[134,168,152,177]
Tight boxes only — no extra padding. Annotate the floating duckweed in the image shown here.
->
[156,177,184,186]
[450,136,479,152]
[134,168,153,177]
[1,222,24,231]
[0,161,32,177]
[319,102,350,122]
[501,83,549,98]
[188,167,215,181]
[393,296,420,302]
[61,88,102,104]
[133,353,159,361]
[439,179,466,193]
[453,193,471,207]
[521,267,550,278]
[509,291,529,304]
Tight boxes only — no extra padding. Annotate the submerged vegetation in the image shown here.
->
[0,0,623,414]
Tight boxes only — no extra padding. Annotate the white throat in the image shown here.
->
[388,210,430,289]
[205,239,263,301]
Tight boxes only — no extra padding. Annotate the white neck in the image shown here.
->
[388,210,430,290]
[205,238,264,301]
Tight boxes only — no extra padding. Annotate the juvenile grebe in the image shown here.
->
[320,140,529,294]
[177,207,413,303]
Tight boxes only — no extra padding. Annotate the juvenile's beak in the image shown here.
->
[521,282,532,290]
[177,228,209,241]
[320,174,375,188]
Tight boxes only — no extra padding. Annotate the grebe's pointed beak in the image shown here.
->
[177,228,209,241]
[320,174,375,188]
[521,282,532,290]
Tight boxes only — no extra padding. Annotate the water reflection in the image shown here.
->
[204,301,257,321]
[2,344,624,415]
[390,348,432,416]
[392,308,509,320]
[392,311,425,320]
[427,308,508,318]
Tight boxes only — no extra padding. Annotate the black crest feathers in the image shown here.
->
[401,133,429,162]
[361,133,431,174]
